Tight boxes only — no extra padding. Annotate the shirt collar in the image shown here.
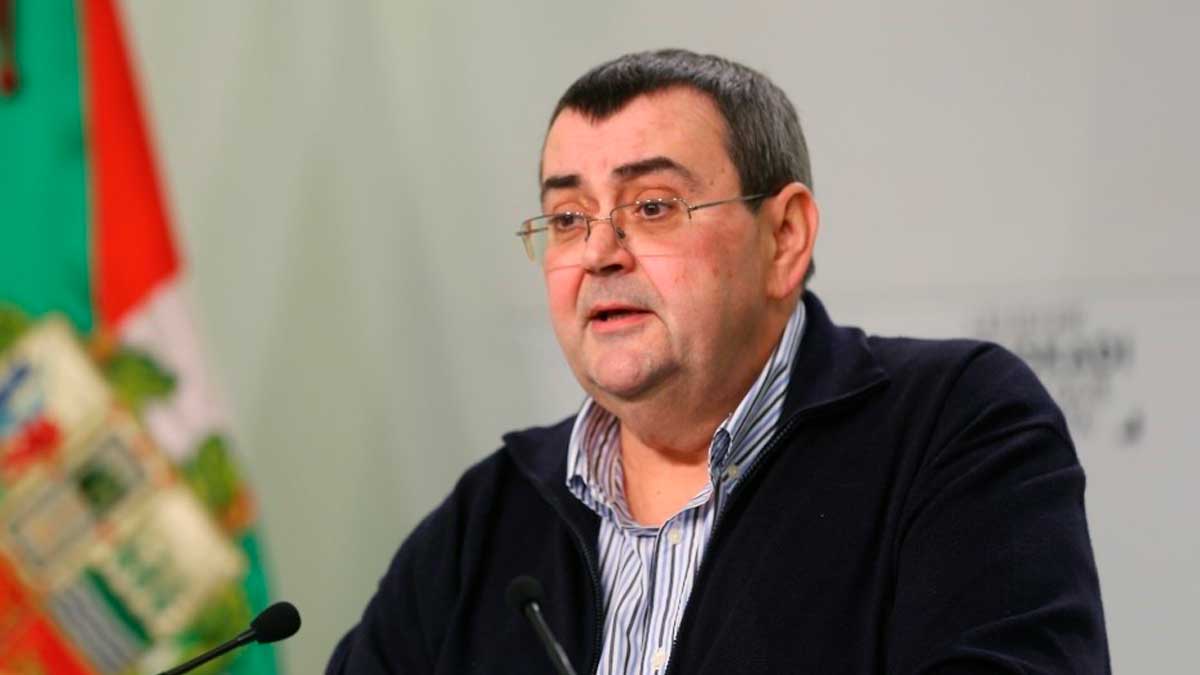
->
[711,298,807,484]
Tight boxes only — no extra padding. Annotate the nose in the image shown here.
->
[581,217,634,275]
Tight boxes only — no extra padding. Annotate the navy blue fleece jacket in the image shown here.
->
[328,293,1109,674]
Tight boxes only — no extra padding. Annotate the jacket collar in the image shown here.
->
[782,291,889,419]
[503,291,890,494]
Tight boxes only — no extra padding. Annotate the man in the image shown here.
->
[328,49,1109,674]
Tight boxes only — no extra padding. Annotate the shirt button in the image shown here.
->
[724,463,741,481]
[667,527,682,545]
[651,647,668,669]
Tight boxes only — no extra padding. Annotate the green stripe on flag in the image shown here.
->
[229,529,280,673]
[0,0,93,334]
[84,567,152,646]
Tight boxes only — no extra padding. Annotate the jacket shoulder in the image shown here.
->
[408,414,579,555]
[866,334,1023,379]
[869,335,1058,410]
[326,416,577,672]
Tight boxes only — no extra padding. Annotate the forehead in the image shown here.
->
[541,87,734,189]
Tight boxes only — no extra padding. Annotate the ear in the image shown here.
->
[764,182,819,300]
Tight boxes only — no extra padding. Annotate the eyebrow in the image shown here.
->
[540,155,701,200]
[612,156,700,189]
[540,173,580,199]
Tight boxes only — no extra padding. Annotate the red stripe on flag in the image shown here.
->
[0,558,93,673]
[81,0,179,329]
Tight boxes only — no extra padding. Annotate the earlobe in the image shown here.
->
[767,182,819,300]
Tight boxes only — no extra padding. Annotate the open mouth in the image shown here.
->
[588,305,651,325]
[593,308,644,322]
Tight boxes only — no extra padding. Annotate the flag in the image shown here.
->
[0,1,280,673]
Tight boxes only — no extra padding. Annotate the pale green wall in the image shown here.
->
[120,1,1199,670]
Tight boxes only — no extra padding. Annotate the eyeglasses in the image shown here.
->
[516,193,768,264]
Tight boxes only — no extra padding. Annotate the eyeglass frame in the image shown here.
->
[515,192,771,263]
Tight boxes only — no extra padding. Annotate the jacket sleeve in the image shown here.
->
[325,504,455,674]
[887,345,1110,674]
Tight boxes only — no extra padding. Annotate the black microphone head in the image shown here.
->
[250,601,301,644]
[505,575,545,613]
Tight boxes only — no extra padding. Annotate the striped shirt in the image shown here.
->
[565,300,807,674]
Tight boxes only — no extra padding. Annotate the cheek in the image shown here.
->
[644,237,750,334]
[683,232,742,287]
[640,258,725,328]
[544,267,583,333]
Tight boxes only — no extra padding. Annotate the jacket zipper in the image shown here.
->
[660,409,808,675]
[561,507,604,675]
[524,476,605,675]
[662,380,885,675]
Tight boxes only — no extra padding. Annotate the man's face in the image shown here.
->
[540,87,775,408]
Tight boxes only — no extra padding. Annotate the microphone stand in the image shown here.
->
[521,601,578,675]
[156,629,254,675]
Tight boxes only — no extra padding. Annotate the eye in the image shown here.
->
[547,212,586,232]
[636,199,678,220]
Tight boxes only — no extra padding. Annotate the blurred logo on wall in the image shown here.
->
[971,303,1142,447]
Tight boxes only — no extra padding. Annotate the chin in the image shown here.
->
[590,378,653,403]
[585,359,674,403]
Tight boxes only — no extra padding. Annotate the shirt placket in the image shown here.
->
[637,510,690,674]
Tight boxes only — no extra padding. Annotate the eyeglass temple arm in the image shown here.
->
[687,193,770,213]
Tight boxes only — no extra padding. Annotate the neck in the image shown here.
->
[613,380,749,527]
[604,301,795,526]
[618,422,713,527]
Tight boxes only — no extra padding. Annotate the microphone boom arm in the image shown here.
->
[156,629,254,675]
[523,601,579,675]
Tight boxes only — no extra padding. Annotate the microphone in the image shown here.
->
[506,576,579,675]
[156,601,301,675]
